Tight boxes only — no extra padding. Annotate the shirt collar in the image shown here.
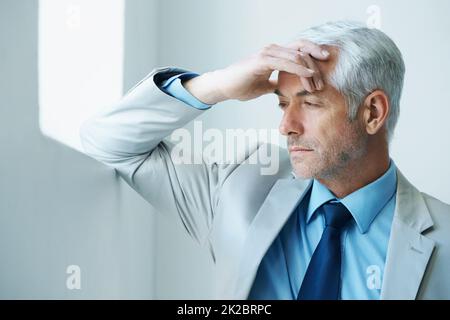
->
[305,159,398,234]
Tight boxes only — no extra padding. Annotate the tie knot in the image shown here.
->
[322,201,352,230]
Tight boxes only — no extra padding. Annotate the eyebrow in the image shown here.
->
[274,89,311,97]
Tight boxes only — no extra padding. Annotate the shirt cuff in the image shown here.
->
[160,72,213,110]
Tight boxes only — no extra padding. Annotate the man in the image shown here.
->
[80,21,450,299]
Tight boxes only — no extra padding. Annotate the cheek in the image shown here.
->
[324,121,364,154]
[306,113,341,148]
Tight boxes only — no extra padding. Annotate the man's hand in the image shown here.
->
[183,40,330,105]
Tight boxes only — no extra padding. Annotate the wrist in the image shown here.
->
[182,70,227,105]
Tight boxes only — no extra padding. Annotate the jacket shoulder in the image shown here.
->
[421,192,450,239]
[422,192,450,219]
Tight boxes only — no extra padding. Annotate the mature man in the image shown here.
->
[80,21,450,299]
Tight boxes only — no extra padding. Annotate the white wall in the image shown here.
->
[0,0,157,299]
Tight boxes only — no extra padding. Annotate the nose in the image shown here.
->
[279,104,304,136]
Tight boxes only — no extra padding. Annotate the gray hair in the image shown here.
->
[295,21,405,143]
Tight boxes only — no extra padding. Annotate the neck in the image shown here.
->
[317,139,390,199]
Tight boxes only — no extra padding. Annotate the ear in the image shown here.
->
[361,90,390,136]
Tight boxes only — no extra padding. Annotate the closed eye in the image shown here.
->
[304,101,320,107]
[278,101,321,110]
[278,103,287,110]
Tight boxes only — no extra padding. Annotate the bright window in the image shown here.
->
[38,0,125,152]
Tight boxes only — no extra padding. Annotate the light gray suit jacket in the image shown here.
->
[80,67,450,299]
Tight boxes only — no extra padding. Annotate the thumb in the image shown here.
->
[262,79,278,94]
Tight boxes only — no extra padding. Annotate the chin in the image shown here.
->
[293,169,315,179]
[291,161,317,179]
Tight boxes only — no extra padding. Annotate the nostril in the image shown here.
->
[279,123,289,136]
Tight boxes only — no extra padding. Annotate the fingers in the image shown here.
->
[300,76,314,93]
[261,44,319,92]
[299,51,323,90]
[288,39,330,60]
[263,79,278,94]
[263,55,314,77]
[264,56,315,92]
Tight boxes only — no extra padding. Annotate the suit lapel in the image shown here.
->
[380,168,435,299]
[231,168,435,299]
[233,176,312,299]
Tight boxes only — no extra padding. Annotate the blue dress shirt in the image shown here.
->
[158,71,212,110]
[156,70,398,300]
[248,161,397,300]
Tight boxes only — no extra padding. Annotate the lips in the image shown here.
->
[289,146,314,152]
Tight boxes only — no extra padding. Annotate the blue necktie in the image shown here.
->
[297,201,352,300]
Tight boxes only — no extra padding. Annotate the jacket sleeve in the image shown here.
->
[79,67,241,246]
